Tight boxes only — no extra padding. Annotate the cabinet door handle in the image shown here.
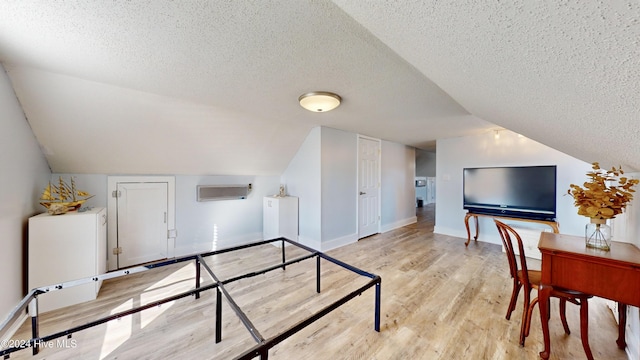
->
[360,192,366,195]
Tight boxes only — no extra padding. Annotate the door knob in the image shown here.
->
[360,191,366,195]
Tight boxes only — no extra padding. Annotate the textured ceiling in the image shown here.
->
[334,0,640,171]
[0,1,638,175]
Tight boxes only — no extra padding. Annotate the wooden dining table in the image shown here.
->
[537,232,640,359]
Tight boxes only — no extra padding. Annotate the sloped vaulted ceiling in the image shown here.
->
[0,1,638,175]
[334,1,640,171]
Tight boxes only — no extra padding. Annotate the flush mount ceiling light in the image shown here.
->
[298,91,341,112]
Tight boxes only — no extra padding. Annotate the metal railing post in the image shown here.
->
[281,239,286,270]
[316,255,321,293]
[195,257,201,299]
[215,288,222,343]
[374,281,381,332]
[29,297,39,355]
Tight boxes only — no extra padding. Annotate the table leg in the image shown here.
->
[617,303,627,349]
[473,215,479,240]
[539,284,552,359]
[464,213,472,246]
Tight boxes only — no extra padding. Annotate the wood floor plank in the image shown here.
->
[8,204,629,359]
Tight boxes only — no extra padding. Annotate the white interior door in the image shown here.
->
[116,182,168,268]
[358,136,380,239]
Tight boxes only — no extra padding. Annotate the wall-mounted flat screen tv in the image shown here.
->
[463,165,557,221]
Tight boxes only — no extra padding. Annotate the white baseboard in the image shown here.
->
[298,236,321,251]
[433,225,502,246]
[296,233,359,253]
[381,216,417,233]
[433,225,466,238]
[320,233,357,252]
[174,232,263,257]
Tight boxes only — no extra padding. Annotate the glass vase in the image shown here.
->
[585,218,611,251]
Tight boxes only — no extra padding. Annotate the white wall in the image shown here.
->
[282,126,416,251]
[47,126,416,273]
[281,127,322,249]
[321,128,358,248]
[174,175,280,254]
[0,65,51,321]
[52,173,280,256]
[434,130,592,244]
[54,125,416,260]
[416,149,436,177]
[381,141,417,232]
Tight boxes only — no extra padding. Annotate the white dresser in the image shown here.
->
[263,196,298,241]
[28,207,107,312]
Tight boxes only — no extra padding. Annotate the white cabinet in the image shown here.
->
[263,196,298,241]
[28,207,107,312]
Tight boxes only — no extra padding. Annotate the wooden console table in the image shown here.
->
[538,232,640,359]
[463,212,559,246]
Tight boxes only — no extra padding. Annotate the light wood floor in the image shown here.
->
[10,204,629,359]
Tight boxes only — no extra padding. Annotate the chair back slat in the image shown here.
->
[494,220,530,285]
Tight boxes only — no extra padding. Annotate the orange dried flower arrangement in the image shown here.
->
[568,162,639,220]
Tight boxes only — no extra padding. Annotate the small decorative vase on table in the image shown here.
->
[568,162,639,252]
[585,218,611,250]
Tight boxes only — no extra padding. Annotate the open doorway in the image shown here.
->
[415,148,436,208]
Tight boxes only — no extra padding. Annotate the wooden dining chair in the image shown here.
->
[494,220,594,358]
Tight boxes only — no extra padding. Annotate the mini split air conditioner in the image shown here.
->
[196,184,251,201]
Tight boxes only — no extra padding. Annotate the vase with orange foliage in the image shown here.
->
[568,162,639,250]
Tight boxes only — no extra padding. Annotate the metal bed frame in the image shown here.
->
[0,237,381,359]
